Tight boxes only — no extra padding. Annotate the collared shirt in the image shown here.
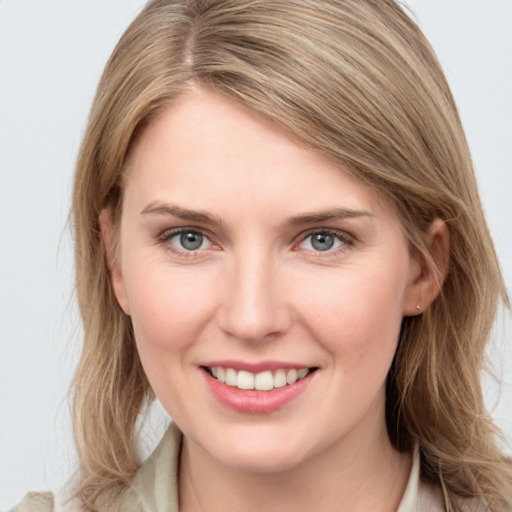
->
[14,423,485,512]
[119,423,445,512]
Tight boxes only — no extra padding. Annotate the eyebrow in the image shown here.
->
[140,201,223,226]
[285,208,374,226]
[141,201,373,227]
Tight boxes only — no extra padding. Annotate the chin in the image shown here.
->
[195,422,319,474]
[214,445,308,474]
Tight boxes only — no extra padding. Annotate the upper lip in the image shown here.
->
[202,360,315,373]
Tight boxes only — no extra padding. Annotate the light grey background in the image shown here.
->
[0,1,511,509]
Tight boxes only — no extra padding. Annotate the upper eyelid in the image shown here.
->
[159,226,214,241]
[290,229,356,256]
[158,227,217,256]
[294,227,355,244]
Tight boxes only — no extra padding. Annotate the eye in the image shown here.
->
[162,228,214,253]
[297,230,351,252]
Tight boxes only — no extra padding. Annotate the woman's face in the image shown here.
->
[109,89,423,473]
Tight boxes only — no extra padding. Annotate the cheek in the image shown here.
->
[122,262,217,360]
[295,266,406,369]
[122,264,221,416]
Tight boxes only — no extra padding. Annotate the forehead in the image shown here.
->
[124,89,397,223]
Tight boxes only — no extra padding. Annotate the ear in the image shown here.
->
[402,218,450,316]
[99,209,131,315]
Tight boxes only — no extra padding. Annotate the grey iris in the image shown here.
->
[180,231,203,250]
[311,233,334,251]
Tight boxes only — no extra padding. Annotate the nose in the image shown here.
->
[216,250,291,343]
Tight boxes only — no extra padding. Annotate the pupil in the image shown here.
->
[180,231,203,250]
[312,233,334,251]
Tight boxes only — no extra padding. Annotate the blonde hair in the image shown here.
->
[71,0,512,510]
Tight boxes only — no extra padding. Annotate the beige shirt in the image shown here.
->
[119,423,445,512]
[14,423,482,512]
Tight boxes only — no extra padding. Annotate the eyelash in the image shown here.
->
[157,227,355,257]
[295,229,354,255]
[157,228,216,257]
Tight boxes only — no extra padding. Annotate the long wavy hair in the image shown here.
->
[71,0,512,510]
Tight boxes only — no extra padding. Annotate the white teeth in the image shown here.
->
[297,368,308,379]
[209,366,312,391]
[286,369,298,385]
[273,369,287,388]
[254,371,274,391]
[225,368,237,386]
[237,370,255,390]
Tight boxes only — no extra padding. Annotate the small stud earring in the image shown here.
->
[415,305,422,312]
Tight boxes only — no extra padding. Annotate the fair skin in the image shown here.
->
[102,88,448,512]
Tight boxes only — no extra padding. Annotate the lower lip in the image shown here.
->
[203,370,315,414]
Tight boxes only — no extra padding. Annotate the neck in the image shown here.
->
[178,420,411,512]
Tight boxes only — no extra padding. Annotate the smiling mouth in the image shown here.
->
[204,366,317,391]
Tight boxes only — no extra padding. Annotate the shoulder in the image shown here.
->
[10,492,54,512]
[11,490,86,512]
[419,481,489,512]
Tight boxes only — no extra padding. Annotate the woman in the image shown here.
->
[14,0,512,511]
